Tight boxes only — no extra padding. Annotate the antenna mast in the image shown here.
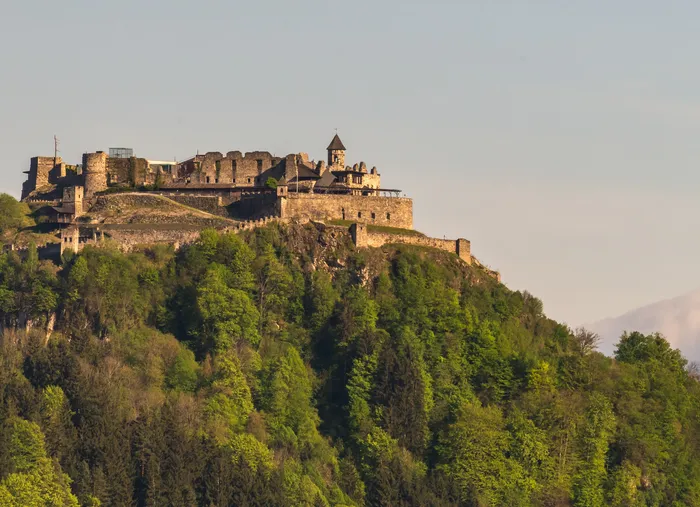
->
[53,135,60,166]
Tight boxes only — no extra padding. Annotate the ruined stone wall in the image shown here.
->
[196,152,224,184]
[185,151,283,186]
[60,227,80,255]
[349,223,473,265]
[218,158,234,184]
[131,158,150,186]
[348,223,471,264]
[233,152,282,186]
[282,194,413,229]
[364,231,471,264]
[107,158,131,185]
[106,228,203,252]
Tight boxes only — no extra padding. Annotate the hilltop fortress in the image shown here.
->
[19,135,499,280]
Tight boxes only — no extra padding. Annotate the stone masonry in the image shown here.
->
[350,223,473,265]
[281,194,413,229]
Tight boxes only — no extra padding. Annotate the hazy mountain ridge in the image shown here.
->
[588,288,700,361]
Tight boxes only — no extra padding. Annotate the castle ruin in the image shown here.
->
[19,135,497,279]
[22,134,412,228]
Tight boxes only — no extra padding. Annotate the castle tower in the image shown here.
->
[62,186,85,217]
[21,156,63,200]
[327,134,346,168]
[82,151,108,198]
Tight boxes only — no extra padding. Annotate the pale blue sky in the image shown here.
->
[3,0,700,327]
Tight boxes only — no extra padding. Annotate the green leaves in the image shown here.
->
[0,418,78,506]
[0,194,33,238]
[204,353,254,440]
[5,419,47,473]
[437,403,530,505]
[2,223,700,505]
[196,265,260,350]
[573,393,616,507]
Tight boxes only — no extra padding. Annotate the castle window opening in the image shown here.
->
[247,178,251,183]
[386,213,391,220]
[358,211,362,218]
[342,208,345,220]
[352,174,362,184]
[206,176,210,183]
[371,212,376,220]
[257,160,263,172]
[233,178,236,183]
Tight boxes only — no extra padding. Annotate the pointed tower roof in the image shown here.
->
[327,134,346,151]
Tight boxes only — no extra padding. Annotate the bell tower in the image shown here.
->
[327,134,346,168]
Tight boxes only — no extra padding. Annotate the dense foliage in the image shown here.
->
[1,210,700,505]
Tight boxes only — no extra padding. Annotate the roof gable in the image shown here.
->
[327,134,346,151]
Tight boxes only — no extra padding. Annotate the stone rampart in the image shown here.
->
[351,223,471,264]
[282,194,413,229]
[72,216,287,253]
[106,228,203,252]
[232,192,280,220]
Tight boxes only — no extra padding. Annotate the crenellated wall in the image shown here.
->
[179,151,286,186]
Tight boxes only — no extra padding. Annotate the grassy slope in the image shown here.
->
[82,193,238,228]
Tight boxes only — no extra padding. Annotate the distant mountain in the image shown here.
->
[588,289,700,362]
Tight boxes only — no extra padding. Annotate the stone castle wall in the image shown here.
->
[233,192,280,219]
[107,158,131,185]
[157,190,409,226]
[281,194,413,229]
[109,158,152,186]
[106,228,203,252]
[182,151,283,186]
[350,224,471,264]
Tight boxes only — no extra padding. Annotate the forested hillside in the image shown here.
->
[1,196,700,506]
